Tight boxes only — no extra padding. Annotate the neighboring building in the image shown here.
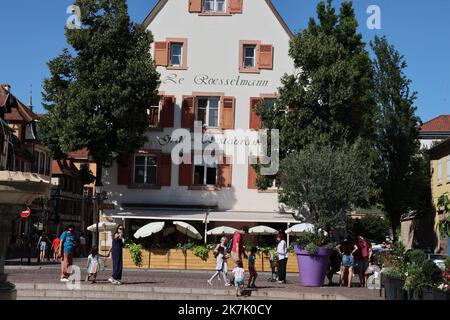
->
[103,0,299,240]
[429,138,450,255]
[50,159,86,235]
[0,84,52,299]
[419,115,450,149]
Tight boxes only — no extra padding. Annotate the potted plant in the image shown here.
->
[432,257,450,300]
[380,241,408,300]
[403,250,442,300]
[279,143,376,287]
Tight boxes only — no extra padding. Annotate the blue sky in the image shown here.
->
[0,0,449,122]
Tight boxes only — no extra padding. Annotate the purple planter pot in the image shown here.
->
[295,246,332,287]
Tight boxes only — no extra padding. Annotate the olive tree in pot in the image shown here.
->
[279,143,377,287]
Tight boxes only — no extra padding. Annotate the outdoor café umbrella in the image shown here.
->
[285,223,328,236]
[134,222,165,239]
[249,226,278,236]
[207,226,238,236]
[173,221,203,240]
[87,221,118,232]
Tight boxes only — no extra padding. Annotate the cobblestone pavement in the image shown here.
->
[5,259,384,300]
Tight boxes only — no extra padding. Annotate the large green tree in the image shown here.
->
[256,0,377,189]
[39,0,160,177]
[371,36,429,239]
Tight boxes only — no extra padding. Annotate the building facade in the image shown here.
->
[103,0,299,239]
[429,138,450,255]
[0,84,52,299]
[419,115,450,150]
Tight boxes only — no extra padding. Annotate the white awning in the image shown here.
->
[206,211,298,224]
[104,208,208,223]
[105,208,299,224]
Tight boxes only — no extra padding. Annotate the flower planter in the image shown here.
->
[383,276,407,300]
[420,287,450,300]
[294,247,331,287]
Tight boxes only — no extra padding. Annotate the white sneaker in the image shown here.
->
[225,283,231,287]
[60,278,69,282]
[207,280,213,286]
[113,280,122,285]
[108,278,114,283]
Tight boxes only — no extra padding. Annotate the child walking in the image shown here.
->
[232,261,245,297]
[86,246,110,283]
[247,247,258,288]
[207,246,230,287]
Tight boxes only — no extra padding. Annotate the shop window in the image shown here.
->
[134,155,158,185]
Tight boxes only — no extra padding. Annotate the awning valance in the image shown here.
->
[105,208,299,225]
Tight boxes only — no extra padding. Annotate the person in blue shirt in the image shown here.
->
[59,225,76,282]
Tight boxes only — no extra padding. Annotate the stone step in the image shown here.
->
[15,283,343,300]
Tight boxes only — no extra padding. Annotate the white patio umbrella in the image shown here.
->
[285,223,315,236]
[87,221,118,232]
[249,226,278,235]
[134,222,165,239]
[173,221,202,240]
[207,226,238,236]
[285,223,328,236]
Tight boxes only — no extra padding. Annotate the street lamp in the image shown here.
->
[94,181,103,250]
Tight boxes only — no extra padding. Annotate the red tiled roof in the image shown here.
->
[419,115,450,132]
[51,159,79,176]
[68,148,90,160]
[0,84,38,122]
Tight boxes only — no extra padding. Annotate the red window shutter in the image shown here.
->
[179,155,193,187]
[160,96,175,128]
[229,0,243,13]
[249,97,263,130]
[159,153,172,187]
[181,96,195,130]
[189,0,203,13]
[154,41,169,66]
[248,164,258,189]
[218,156,233,188]
[220,97,235,130]
[117,154,133,186]
[259,44,273,70]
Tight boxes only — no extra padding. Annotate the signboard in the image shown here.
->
[20,207,31,218]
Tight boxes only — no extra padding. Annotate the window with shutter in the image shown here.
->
[154,41,169,66]
[160,96,175,128]
[218,156,232,188]
[228,0,243,13]
[179,154,193,186]
[259,44,273,70]
[117,154,133,186]
[249,97,263,130]
[182,96,195,129]
[220,97,235,130]
[248,164,258,189]
[189,0,203,13]
[160,154,172,187]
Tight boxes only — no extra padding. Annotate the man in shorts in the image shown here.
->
[231,226,249,267]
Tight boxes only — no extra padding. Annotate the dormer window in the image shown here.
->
[204,0,226,13]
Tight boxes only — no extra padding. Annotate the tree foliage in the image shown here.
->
[279,143,377,231]
[39,0,160,167]
[371,36,429,237]
[346,213,390,243]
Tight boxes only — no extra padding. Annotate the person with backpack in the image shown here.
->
[355,235,373,287]
[59,225,76,282]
